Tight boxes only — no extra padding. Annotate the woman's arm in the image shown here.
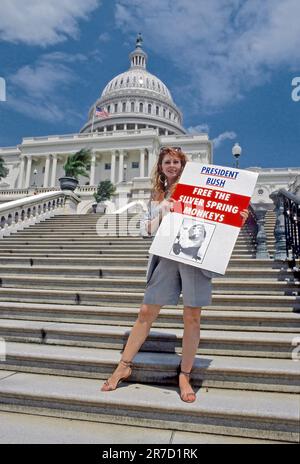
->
[144,199,175,235]
[240,209,249,227]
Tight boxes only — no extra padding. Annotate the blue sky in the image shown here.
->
[0,0,299,169]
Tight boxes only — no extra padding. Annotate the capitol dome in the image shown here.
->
[80,34,186,136]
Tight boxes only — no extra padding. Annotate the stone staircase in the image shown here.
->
[0,213,299,443]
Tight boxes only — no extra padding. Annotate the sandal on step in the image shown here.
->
[177,364,196,403]
[101,360,133,392]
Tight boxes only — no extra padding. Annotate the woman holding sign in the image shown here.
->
[101,147,248,403]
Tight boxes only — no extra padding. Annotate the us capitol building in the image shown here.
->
[0,34,299,212]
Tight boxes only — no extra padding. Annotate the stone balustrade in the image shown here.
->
[0,190,80,238]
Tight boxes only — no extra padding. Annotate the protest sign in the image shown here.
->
[149,162,258,275]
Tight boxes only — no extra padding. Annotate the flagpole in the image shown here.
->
[91,104,96,133]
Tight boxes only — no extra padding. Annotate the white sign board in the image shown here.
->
[149,162,258,275]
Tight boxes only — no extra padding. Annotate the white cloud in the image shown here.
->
[7,54,83,124]
[99,32,110,42]
[10,61,75,98]
[0,0,100,45]
[187,124,210,134]
[115,0,300,110]
[213,131,237,149]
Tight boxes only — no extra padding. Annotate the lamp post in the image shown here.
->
[232,143,242,169]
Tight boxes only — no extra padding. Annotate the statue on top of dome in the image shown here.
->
[136,32,143,48]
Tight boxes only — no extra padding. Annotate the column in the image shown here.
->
[18,156,25,188]
[43,155,51,187]
[89,152,96,185]
[24,155,32,188]
[118,151,124,183]
[111,152,116,184]
[139,149,145,177]
[148,149,156,176]
[50,154,58,187]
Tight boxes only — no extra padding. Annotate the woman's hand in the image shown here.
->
[240,208,249,227]
[160,199,175,216]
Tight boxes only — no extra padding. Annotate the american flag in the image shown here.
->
[94,105,109,119]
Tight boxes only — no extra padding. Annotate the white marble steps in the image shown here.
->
[0,287,298,310]
[0,255,284,268]
[0,250,257,258]
[0,246,266,255]
[0,275,297,295]
[0,411,286,444]
[2,343,300,393]
[0,319,297,358]
[0,302,298,332]
[0,371,298,442]
[0,264,293,280]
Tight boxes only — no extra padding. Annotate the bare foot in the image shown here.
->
[101,360,132,392]
[179,372,196,403]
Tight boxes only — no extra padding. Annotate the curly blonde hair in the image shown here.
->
[150,147,188,201]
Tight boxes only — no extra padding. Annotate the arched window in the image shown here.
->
[107,105,111,113]
[156,106,159,115]
[148,104,152,114]
[114,103,118,113]
[114,80,118,88]
[163,108,166,117]
[131,101,135,112]
[126,76,130,85]
[120,78,123,85]
[139,102,143,112]
[122,102,126,112]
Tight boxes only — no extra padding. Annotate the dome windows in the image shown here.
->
[122,102,126,112]
[139,102,143,112]
[131,101,135,112]
[156,106,159,115]
[148,104,152,114]
[114,103,118,113]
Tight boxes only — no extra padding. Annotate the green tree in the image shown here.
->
[0,156,9,181]
[63,148,91,179]
[93,180,116,203]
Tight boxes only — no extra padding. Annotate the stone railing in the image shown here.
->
[0,190,81,238]
[0,185,97,200]
[21,128,156,144]
[270,189,300,269]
